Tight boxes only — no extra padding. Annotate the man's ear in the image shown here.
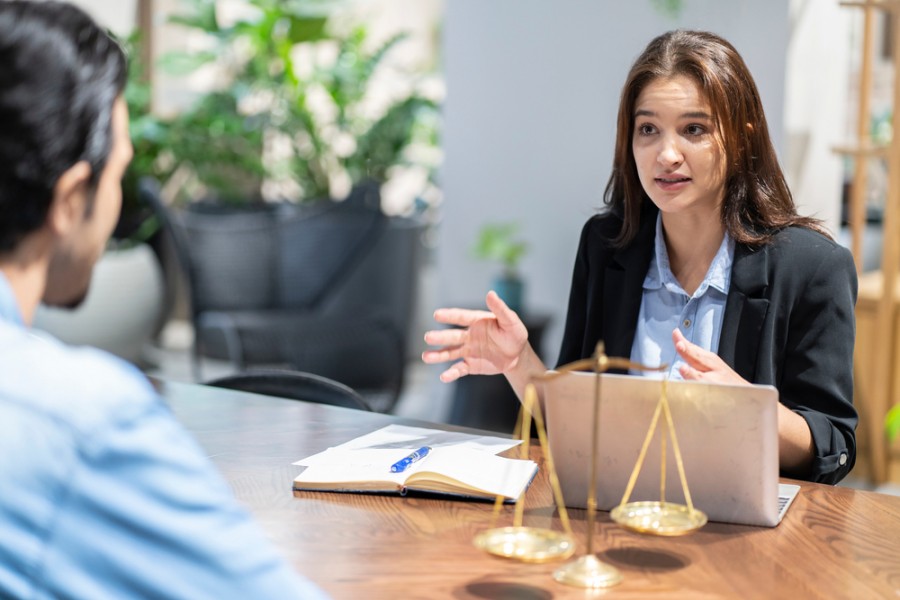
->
[47,160,92,235]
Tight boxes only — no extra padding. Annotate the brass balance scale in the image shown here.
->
[473,343,707,588]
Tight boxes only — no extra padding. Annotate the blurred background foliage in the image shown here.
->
[123,0,441,209]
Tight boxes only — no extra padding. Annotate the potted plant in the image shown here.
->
[472,222,528,314]
[140,0,439,406]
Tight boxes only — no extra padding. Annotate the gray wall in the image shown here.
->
[437,0,790,365]
[72,0,136,34]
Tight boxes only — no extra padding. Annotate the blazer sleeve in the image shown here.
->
[556,218,595,367]
[780,242,858,484]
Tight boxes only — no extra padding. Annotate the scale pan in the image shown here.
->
[474,526,576,563]
[610,501,707,536]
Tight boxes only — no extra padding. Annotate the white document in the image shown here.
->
[293,424,522,467]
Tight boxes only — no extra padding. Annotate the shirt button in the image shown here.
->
[683,319,692,328]
[839,453,847,466]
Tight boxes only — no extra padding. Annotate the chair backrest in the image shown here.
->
[204,369,373,411]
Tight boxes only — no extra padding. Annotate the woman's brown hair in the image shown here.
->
[604,29,828,247]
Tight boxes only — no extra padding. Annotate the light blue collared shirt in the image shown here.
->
[630,214,734,378]
[0,273,327,599]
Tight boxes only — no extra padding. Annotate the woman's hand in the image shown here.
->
[672,328,749,385]
[422,291,529,383]
[673,328,814,472]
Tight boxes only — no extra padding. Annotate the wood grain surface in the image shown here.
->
[162,379,900,599]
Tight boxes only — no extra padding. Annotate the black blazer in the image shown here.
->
[557,209,858,485]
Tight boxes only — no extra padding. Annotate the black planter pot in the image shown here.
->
[146,179,426,411]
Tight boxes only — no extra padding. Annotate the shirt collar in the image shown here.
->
[644,213,734,296]
[706,228,735,294]
[0,272,25,326]
[642,215,667,291]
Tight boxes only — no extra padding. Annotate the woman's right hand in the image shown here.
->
[421,290,529,383]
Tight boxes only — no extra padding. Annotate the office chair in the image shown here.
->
[205,369,373,411]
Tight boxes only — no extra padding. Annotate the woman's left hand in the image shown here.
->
[672,328,749,385]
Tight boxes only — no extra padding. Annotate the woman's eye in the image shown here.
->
[685,124,706,136]
[637,123,656,136]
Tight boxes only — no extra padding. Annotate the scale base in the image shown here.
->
[474,526,575,563]
[552,554,623,588]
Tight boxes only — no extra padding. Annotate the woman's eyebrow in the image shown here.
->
[633,109,713,119]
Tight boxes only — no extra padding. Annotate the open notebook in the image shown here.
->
[291,425,538,502]
[539,372,799,527]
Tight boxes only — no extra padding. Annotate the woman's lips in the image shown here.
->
[655,176,691,191]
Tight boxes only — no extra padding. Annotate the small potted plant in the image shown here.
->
[472,222,528,314]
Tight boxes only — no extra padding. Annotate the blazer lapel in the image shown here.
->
[718,243,770,381]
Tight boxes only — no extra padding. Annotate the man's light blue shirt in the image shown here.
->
[630,214,734,378]
[0,274,327,599]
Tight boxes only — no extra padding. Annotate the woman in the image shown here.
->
[422,30,857,485]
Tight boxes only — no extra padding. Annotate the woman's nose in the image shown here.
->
[657,136,683,167]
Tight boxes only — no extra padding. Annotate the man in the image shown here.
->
[0,3,326,598]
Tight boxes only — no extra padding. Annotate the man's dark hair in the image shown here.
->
[0,1,127,253]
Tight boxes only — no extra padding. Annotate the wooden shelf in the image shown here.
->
[832,142,890,158]
[842,2,900,485]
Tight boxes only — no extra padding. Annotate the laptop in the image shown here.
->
[539,372,800,527]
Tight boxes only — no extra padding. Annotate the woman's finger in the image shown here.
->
[679,352,749,386]
[679,363,702,380]
[421,346,463,365]
[433,307,494,327]
[675,340,710,370]
[673,328,718,371]
[485,290,522,330]
[423,328,468,347]
[439,361,470,382]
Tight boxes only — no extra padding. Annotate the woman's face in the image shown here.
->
[631,75,726,220]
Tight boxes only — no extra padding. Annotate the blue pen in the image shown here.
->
[390,446,431,473]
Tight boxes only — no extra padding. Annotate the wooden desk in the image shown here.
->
[162,380,900,599]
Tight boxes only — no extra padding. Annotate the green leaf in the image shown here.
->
[288,15,329,44]
[360,32,408,83]
[348,97,437,184]
[650,0,684,19]
[168,0,219,33]
[158,50,218,76]
[129,0,440,206]
[887,404,900,441]
[287,93,331,198]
